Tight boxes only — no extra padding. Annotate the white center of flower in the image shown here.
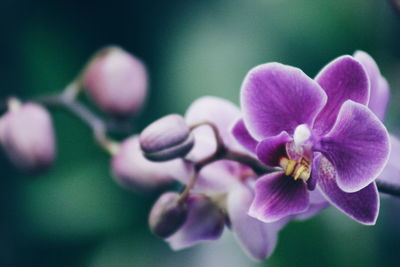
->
[293,124,311,147]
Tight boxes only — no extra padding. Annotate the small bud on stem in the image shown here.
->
[149,192,189,238]
[140,114,194,162]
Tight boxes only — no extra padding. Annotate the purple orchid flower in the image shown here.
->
[233,54,390,225]
[165,96,328,259]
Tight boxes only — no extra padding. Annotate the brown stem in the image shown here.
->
[189,121,225,154]
[178,168,198,203]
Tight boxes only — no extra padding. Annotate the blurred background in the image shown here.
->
[1,0,400,266]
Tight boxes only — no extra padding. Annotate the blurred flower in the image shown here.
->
[353,51,400,192]
[138,96,327,260]
[0,99,56,173]
[234,55,390,225]
[375,135,400,187]
[82,46,148,116]
[140,114,194,162]
[354,50,390,120]
[111,135,192,192]
[165,96,287,260]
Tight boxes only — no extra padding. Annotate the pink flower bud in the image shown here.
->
[83,46,148,116]
[140,114,194,162]
[0,101,56,172]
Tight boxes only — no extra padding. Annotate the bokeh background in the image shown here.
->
[1,0,400,266]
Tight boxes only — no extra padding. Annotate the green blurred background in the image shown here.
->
[1,0,400,266]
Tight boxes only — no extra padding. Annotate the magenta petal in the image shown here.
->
[231,119,258,154]
[316,156,379,225]
[354,51,390,121]
[314,56,370,134]
[316,100,390,192]
[249,172,309,223]
[256,132,291,167]
[227,185,283,260]
[167,194,225,250]
[241,63,327,140]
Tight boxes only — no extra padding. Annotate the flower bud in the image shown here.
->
[166,194,226,249]
[111,135,193,192]
[140,114,194,162]
[149,192,188,238]
[0,101,55,173]
[82,46,148,116]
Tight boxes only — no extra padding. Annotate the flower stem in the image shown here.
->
[224,150,275,175]
[178,168,198,203]
[376,180,400,197]
[189,120,225,154]
[35,93,120,155]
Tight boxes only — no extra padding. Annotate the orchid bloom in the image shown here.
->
[113,96,287,260]
[233,54,390,225]
[165,96,286,260]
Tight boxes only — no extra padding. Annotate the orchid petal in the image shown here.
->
[316,156,379,225]
[192,160,242,194]
[249,172,309,223]
[314,56,370,134]
[167,194,225,250]
[241,63,327,140]
[377,135,400,187]
[293,189,329,221]
[316,100,390,192]
[293,203,329,221]
[354,51,390,121]
[185,96,243,158]
[227,185,282,260]
[231,119,258,154]
[256,132,291,167]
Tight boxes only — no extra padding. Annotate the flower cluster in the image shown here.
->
[1,46,398,262]
[122,51,396,260]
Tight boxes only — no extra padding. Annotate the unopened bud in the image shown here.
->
[140,114,194,161]
[0,101,55,173]
[149,192,188,238]
[82,46,148,116]
[166,194,226,249]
